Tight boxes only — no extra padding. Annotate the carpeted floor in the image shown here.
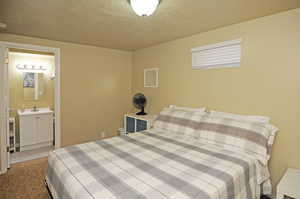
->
[0,157,51,199]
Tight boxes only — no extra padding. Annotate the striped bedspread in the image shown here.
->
[46,130,263,199]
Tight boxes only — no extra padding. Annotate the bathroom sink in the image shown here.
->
[18,107,53,116]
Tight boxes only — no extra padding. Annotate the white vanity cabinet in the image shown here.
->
[18,108,53,151]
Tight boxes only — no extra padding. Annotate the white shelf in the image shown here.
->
[8,117,16,153]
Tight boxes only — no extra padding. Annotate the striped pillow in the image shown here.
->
[153,108,206,136]
[169,105,206,112]
[209,110,270,123]
[194,116,278,165]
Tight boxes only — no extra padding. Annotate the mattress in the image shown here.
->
[46,130,264,199]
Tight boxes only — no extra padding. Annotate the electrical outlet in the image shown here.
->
[101,132,106,138]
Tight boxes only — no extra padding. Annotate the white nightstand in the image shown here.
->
[124,113,156,134]
[277,168,300,199]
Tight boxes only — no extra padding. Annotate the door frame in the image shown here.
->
[0,41,61,174]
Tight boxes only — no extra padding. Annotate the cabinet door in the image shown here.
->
[20,116,36,147]
[136,119,147,132]
[126,116,135,133]
[36,114,53,143]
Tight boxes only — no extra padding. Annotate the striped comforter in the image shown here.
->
[46,130,263,199]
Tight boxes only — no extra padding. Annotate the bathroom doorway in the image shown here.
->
[0,42,61,173]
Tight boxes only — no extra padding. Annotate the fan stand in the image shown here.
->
[136,107,147,115]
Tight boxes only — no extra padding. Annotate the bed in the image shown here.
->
[46,108,276,199]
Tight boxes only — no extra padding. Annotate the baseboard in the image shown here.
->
[0,169,6,175]
[10,150,51,164]
[20,141,53,152]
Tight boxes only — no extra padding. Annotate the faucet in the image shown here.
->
[32,105,38,112]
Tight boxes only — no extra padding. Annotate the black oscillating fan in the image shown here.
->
[133,93,147,115]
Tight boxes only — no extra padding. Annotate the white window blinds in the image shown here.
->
[191,39,242,69]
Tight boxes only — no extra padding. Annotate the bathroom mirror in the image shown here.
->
[23,72,45,100]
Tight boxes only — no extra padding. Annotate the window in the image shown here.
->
[191,39,242,69]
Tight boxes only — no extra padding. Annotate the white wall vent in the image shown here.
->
[144,68,159,88]
[191,39,242,69]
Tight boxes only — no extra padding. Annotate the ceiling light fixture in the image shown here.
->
[128,0,161,17]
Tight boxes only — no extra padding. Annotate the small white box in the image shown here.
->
[277,168,300,199]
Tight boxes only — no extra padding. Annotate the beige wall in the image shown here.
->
[1,8,299,191]
[0,33,133,151]
[132,8,300,188]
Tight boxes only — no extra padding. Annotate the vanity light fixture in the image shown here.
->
[128,0,161,17]
[16,64,48,71]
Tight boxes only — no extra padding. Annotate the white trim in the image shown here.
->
[0,41,61,174]
[20,141,53,152]
[197,63,240,70]
[0,42,58,53]
[10,152,49,164]
[54,48,61,149]
[0,45,7,173]
[10,146,53,164]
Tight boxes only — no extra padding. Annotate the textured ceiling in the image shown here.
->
[0,0,299,50]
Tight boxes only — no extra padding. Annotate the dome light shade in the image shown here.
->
[130,0,160,17]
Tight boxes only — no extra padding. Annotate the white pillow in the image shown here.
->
[209,110,270,123]
[169,105,206,112]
